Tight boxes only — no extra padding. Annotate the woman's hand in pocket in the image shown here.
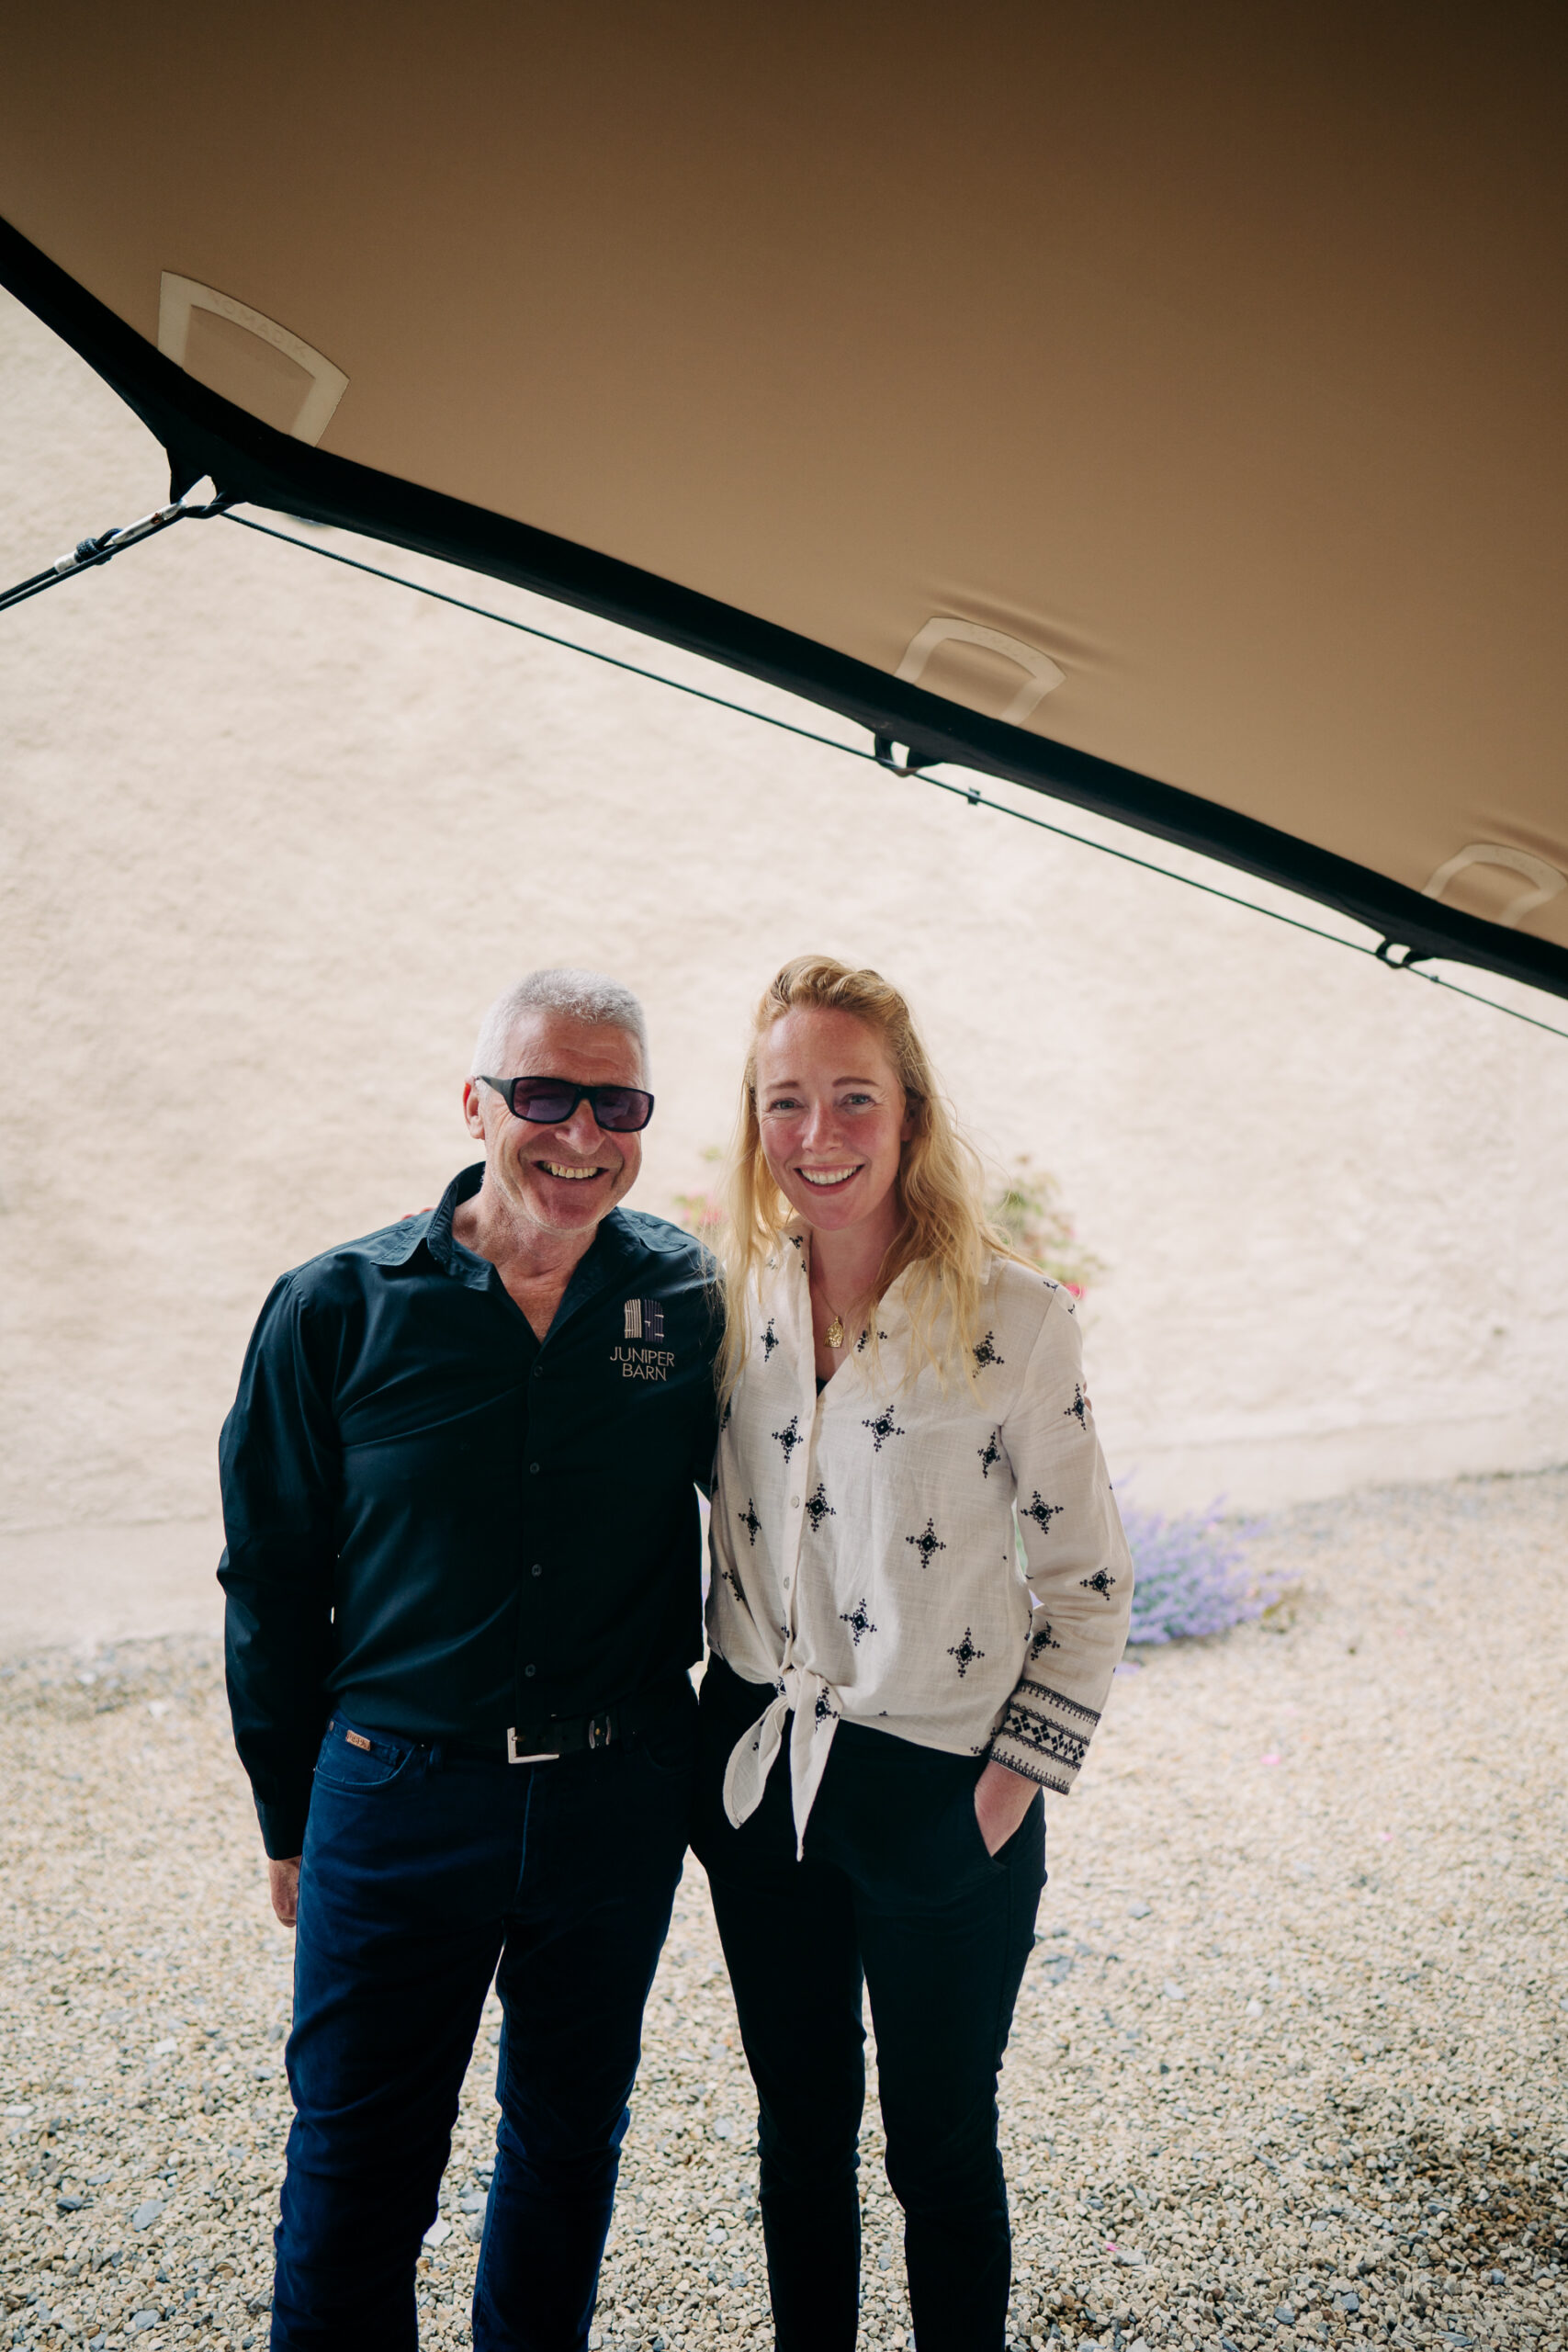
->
[973,1760,1038,1858]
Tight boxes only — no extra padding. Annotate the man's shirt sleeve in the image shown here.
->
[218,1271,341,1859]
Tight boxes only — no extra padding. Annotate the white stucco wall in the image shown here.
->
[2,287,1565,1614]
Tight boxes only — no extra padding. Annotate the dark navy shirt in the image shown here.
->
[218,1163,719,1857]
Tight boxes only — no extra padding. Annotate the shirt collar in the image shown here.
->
[410,1162,490,1285]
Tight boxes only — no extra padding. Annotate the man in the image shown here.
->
[219,969,718,2352]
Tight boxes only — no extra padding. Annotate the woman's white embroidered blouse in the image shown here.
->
[707,1237,1133,1846]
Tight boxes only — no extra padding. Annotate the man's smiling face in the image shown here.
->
[463,1009,645,1238]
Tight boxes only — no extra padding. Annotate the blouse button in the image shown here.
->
[790,1495,801,1509]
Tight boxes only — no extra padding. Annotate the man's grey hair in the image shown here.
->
[471,968,649,1080]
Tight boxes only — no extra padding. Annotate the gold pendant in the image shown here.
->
[825,1316,844,1349]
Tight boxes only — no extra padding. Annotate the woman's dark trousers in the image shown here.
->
[271,1702,694,2352]
[693,1657,1045,2352]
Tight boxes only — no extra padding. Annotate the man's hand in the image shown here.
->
[974,1759,1040,1858]
[268,1856,302,1928]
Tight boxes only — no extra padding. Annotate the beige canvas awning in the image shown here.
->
[3,2,1564,995]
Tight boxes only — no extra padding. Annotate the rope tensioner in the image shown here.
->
[0,486,231,616]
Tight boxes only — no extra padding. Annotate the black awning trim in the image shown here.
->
[4,212,1564,1005]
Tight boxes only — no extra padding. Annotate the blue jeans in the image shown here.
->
[272,1697,695,2351]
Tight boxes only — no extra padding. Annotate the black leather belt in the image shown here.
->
[451,1674,694,1765]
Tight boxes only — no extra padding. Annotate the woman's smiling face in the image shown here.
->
[754,1007,914,1237]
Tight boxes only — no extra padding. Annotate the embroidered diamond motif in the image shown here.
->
[840,1597,877,1646]
[1064,1382,1089,1428]
[862,1407,906,1452]
[1028,1621,1062,1659]
[804,1482,835,1532]
[772,1413,803,1463]
[761,1318,780,1360]
[1079,1566,1118,1597]
[977,1430,1003,1479]
[998,1706,1089,1772]
[813,1690,838,1727]
[906,1517,946,1570]
[1021,1490,1065,1536]
[972,1329,1005,1371]
[947,1625,985,1678]
[721,1562,746,1603]
[738,1498,761,1548]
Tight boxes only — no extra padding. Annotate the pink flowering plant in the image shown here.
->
[985,1156,1102,1299]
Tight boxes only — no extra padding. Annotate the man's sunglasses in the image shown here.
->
[479,1075,655,1134]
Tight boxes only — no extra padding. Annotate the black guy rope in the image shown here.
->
[0,489,232,616]
[5,491,1566,1046]
[219,510,1568,1048]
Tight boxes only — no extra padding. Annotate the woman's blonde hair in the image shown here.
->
[716,955,1023,1398]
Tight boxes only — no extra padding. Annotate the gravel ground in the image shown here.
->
[2,1470,1564,2351]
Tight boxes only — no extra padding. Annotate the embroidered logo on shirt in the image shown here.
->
[1021,1491,1065,1536]
[972,1330,1005,1371]
[804,1482,835,1532]
[624,1297,665,1342]
[862,1407,906,1452]
[610,1345,674,1381]
[839,1597,877,1645]
[906,1517,946,1569]
[947,1625,986,1678]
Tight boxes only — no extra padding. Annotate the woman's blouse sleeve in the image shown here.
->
[987,1287,1133,1794]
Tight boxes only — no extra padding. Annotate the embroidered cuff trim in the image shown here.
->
[990,1681,1094,1784]
[1013,1678,1100,1724]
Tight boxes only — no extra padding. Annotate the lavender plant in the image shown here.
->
[1120,1498,1274,1645]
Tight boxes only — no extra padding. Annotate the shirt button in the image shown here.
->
[790,1495,801,1509]
[531,1563,543,1578]
[525,1663,536,1679]
[529,1463,540,1475]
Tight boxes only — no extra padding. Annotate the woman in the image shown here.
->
[695,956,1131,2352]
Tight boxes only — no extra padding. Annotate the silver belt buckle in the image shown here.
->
[506,1727,559,1765]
